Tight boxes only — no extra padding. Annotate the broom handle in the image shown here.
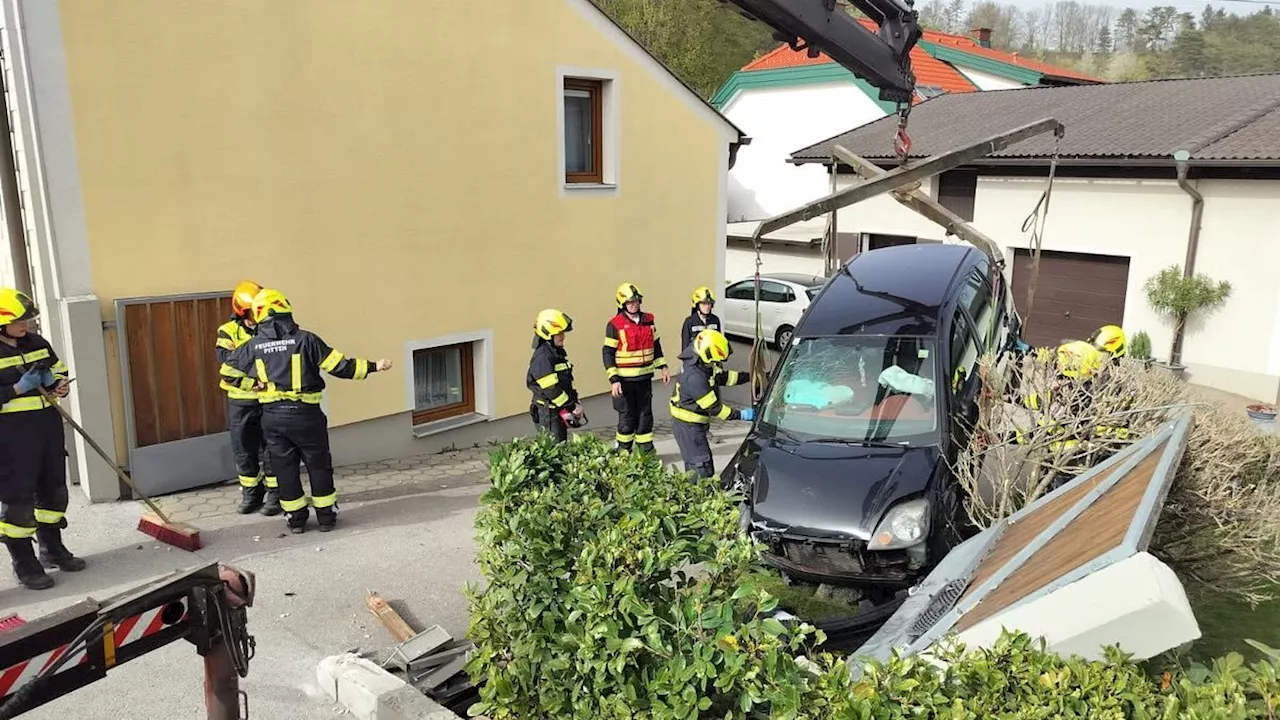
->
[36,387,173,523]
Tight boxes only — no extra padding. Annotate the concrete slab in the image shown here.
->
[318,653,459,720]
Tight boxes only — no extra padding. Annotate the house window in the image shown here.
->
[412,342,475,425]
[564,78,604,184]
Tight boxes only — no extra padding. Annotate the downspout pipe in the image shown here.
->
[0,54,32,294]
[1171,149,1203,367]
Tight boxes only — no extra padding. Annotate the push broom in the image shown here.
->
[37,386,203,551]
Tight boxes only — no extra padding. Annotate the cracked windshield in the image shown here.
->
[760,335,940,445]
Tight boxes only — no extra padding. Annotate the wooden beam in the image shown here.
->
[832,144,1003,265]
[755,118,1064,240]
[365,590,417,643]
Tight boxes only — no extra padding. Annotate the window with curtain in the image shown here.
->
[412,343,475,425]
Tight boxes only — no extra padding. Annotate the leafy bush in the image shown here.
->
[466,434,1280,718]
[1131,329,1153,361]
[954,352,1280,605]
[1145,265,1233,322]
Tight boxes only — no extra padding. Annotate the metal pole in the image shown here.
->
[204,638,241,720]
[0,50,32,294]
[755,118,1065,240]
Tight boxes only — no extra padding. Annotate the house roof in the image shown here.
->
[790,73,1280,166]
[921,29,1102,84]
[742,40,977,96]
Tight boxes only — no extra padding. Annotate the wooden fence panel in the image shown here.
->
[122,294,230,448]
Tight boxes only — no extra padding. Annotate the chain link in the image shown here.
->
[893,101,913,166]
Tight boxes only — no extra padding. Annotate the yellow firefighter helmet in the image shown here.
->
[691,286,715,307]
[0,288,38,326]
[251,288,292,324]
[1090,324,1127,358]
[534,308,573,340]
[615,283,643,308]
[693,329,731,364]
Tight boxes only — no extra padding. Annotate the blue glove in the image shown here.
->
[739,407,755,422]
[38,368,57,388]
[13,367,42,394]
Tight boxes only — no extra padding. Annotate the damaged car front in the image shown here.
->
[724,332,957,592]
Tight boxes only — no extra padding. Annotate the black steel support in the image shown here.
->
[722,0,921,102]
[756,118,1066,240]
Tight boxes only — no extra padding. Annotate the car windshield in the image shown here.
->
[759,334,941,446]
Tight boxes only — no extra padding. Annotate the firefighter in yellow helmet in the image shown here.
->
[527,309,584,443]
[603,283,670,453]
[680,286,722,352]
[1089,324,1127,360]
[0,288,84,590]
[219,289,391,534]
[668,329,751,478]
[215,280,280,516]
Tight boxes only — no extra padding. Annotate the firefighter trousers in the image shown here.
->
[227,399,276,490]
[531,403,568,443]
[673,419,714,479]
[0,407,71,539]
[261,402,336,521]
[613,377,654,451]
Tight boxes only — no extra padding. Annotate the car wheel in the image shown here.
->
[774,325,794,349]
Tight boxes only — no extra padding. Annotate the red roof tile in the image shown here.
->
[740,19,1100,86]
[742,40,977,95]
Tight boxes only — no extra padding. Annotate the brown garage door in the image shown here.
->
[1012,249,1129,347]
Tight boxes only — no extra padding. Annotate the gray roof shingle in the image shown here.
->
[790,73,1280,165]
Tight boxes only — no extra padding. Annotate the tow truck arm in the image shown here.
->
[0,562,256,720]
[720,0,922,103]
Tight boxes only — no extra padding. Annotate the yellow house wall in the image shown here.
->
[56,0,729,458]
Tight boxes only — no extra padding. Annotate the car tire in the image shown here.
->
[774,325,794,349]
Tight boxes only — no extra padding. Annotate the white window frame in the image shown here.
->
[557,66,620,196]
[404,329,495,437]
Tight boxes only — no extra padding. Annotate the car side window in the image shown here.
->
[725,281,754,301]
[759,281,790,303]
[956,268,998,350]
[949,310,981,393]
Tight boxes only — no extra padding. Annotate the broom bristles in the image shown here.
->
[138,514,202,552]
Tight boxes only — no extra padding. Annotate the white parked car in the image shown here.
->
[720,273,827,349]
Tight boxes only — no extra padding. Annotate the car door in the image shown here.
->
[756,280,793,340]
[721,280,756,337]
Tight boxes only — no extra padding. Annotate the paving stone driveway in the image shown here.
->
[147,421,692,524]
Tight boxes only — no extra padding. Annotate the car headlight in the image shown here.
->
[867,498,930,550]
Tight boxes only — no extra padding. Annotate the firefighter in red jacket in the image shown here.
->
[0,288,84,590]
[603,283,670,453]
[215,280,279,516]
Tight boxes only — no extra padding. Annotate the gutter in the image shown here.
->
[1169,150,1203,367]
[728,135,752,171]
[789,155,1280,169]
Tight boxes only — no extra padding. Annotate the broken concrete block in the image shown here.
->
[317,652,463,719]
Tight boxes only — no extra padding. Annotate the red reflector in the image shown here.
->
[0,614,27,633]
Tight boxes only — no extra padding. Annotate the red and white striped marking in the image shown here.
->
[0,597,189,698]
[114,597,188,649]
[0,644,88,697]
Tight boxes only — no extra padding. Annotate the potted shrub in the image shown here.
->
[1129,330,1153,366]
[1143,265,1231,379]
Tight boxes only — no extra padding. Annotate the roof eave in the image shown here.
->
[788,154,1280,168]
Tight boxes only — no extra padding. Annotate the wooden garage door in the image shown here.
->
[1011,249,1129,347]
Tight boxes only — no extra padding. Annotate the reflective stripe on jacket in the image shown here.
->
[527,339,578,409]
[215,318,259,401]
[218,315,378,405]
[668,348,746,424]
[0,335,67,414]
[603,311,666,381]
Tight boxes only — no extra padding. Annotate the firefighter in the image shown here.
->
[216,280,280,516]
[668,329,752,478]
[0,288,84,590]
[1089,324,1127,360]
[680,286,722,352]
[527,308,584,442]
[603,283,670,453]
[219,289,390,534]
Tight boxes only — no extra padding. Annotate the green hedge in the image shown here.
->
[465,434,1280,719]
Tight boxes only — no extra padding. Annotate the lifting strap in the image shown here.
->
[1019,130,1064,328]
[749,243,768,402]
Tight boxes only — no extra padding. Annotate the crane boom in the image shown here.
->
[720,0,922,103]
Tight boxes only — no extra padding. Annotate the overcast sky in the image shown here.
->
[999,0,1273,16]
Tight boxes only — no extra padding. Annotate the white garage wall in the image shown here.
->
[723,81,888,221]
[952,64,1024,91]
[834,175,945,240]
[974,175,1280,402]
[725,243,822,284]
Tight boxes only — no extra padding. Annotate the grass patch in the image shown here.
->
[750,570,859,621]
[1190,583,1280,662]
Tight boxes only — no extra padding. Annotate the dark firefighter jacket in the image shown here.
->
[215,317,259,401]
[527,338,578,409]
[0,334,68,415]
[668,346,747,424]
[603,311,667,382]
[680,310,723,353]
[219,315,378,405]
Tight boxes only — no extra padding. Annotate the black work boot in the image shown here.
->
[636,442,656,455]
[4,538,54,590]
[285,508,309,534]
[36,525,87,572]
[260,488,282,517]
[237,484,265,514]
[316,506,338,533]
